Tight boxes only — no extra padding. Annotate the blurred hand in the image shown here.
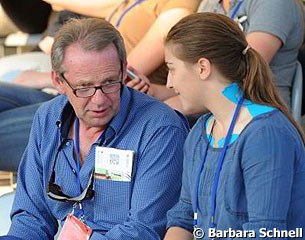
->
[38,36,54,54]
[13,70,52,89]
[126,78,150,94]
[125,67,152,95]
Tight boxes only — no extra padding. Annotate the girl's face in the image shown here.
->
[165,45,207,114]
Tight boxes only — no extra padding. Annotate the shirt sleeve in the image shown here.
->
[246,0,302,45]
[232,125,302,239]
[90,125,188,240]
[7,111,58,239]
[155,0,201,16]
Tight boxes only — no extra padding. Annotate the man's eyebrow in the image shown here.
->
[75,75,121,87]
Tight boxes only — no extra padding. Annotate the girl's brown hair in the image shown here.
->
[165,12,304,142]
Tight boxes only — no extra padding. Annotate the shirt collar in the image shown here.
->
[56,99,75,141]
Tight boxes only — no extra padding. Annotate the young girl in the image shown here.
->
[164,12,305,240]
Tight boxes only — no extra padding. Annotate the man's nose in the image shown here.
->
[91,88,107,103]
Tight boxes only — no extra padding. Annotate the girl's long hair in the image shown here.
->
[165,12,304,142]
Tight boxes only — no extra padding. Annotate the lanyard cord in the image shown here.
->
[230,0,244,19]
[107,0,127,26]
[193,96,244,229]
[210,96,243,228]
[73,118,107,209]
[193,119,216,228]
[215,0,244,19]
[74,118,82,195]
[108,0,147,28]
[73,118,84,216]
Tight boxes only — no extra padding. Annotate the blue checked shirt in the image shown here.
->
[7,86,189,240]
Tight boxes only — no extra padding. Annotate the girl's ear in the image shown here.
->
[51,70,66,95]
[197,57,211,81]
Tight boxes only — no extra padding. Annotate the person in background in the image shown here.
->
[0,5,18,37]
[0,18,189,240]
[0,0,51,34]
[163,12,305,240]
[9,0,200,90]
[133,0,305,114]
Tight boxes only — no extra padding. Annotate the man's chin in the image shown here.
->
[80,115,111,129]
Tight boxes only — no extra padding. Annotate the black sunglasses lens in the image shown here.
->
[47,165,95,202]
[48,183,70,198]
[85,189,95,200]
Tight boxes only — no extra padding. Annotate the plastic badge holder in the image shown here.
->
[58,214,92,240]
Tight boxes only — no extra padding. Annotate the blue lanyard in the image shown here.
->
[230,0,244,19]
[73,118,84,215]
[73,118,82,195]
[192,96,243,229]
[108,0,147,27]
[73,118,107,192]
[73,118,107,216]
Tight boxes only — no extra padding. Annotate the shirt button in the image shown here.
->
[65,142,70,146]
[72,169,76,174]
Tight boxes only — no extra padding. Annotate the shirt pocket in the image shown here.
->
[224,173,248,219]
[93,179,131,226]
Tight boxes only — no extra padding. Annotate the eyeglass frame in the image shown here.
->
[58,58,125,98]
[59,72,123,98]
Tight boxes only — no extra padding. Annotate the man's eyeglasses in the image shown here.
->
[60,73,122,98]
[47,168,95,203]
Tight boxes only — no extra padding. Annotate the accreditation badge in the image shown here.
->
[95,147,134,181]
[58,213,92,240]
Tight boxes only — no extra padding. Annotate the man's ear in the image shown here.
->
[51,70,66,95]
[197,57,211,80]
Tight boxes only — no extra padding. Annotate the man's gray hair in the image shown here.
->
[51,18,127,73]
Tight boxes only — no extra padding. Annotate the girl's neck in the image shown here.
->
[206,83,246,135]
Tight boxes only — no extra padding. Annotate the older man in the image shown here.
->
[1,18,188,240]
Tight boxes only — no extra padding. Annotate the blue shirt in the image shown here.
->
[8,86,189,240]
[167,110,305,239]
